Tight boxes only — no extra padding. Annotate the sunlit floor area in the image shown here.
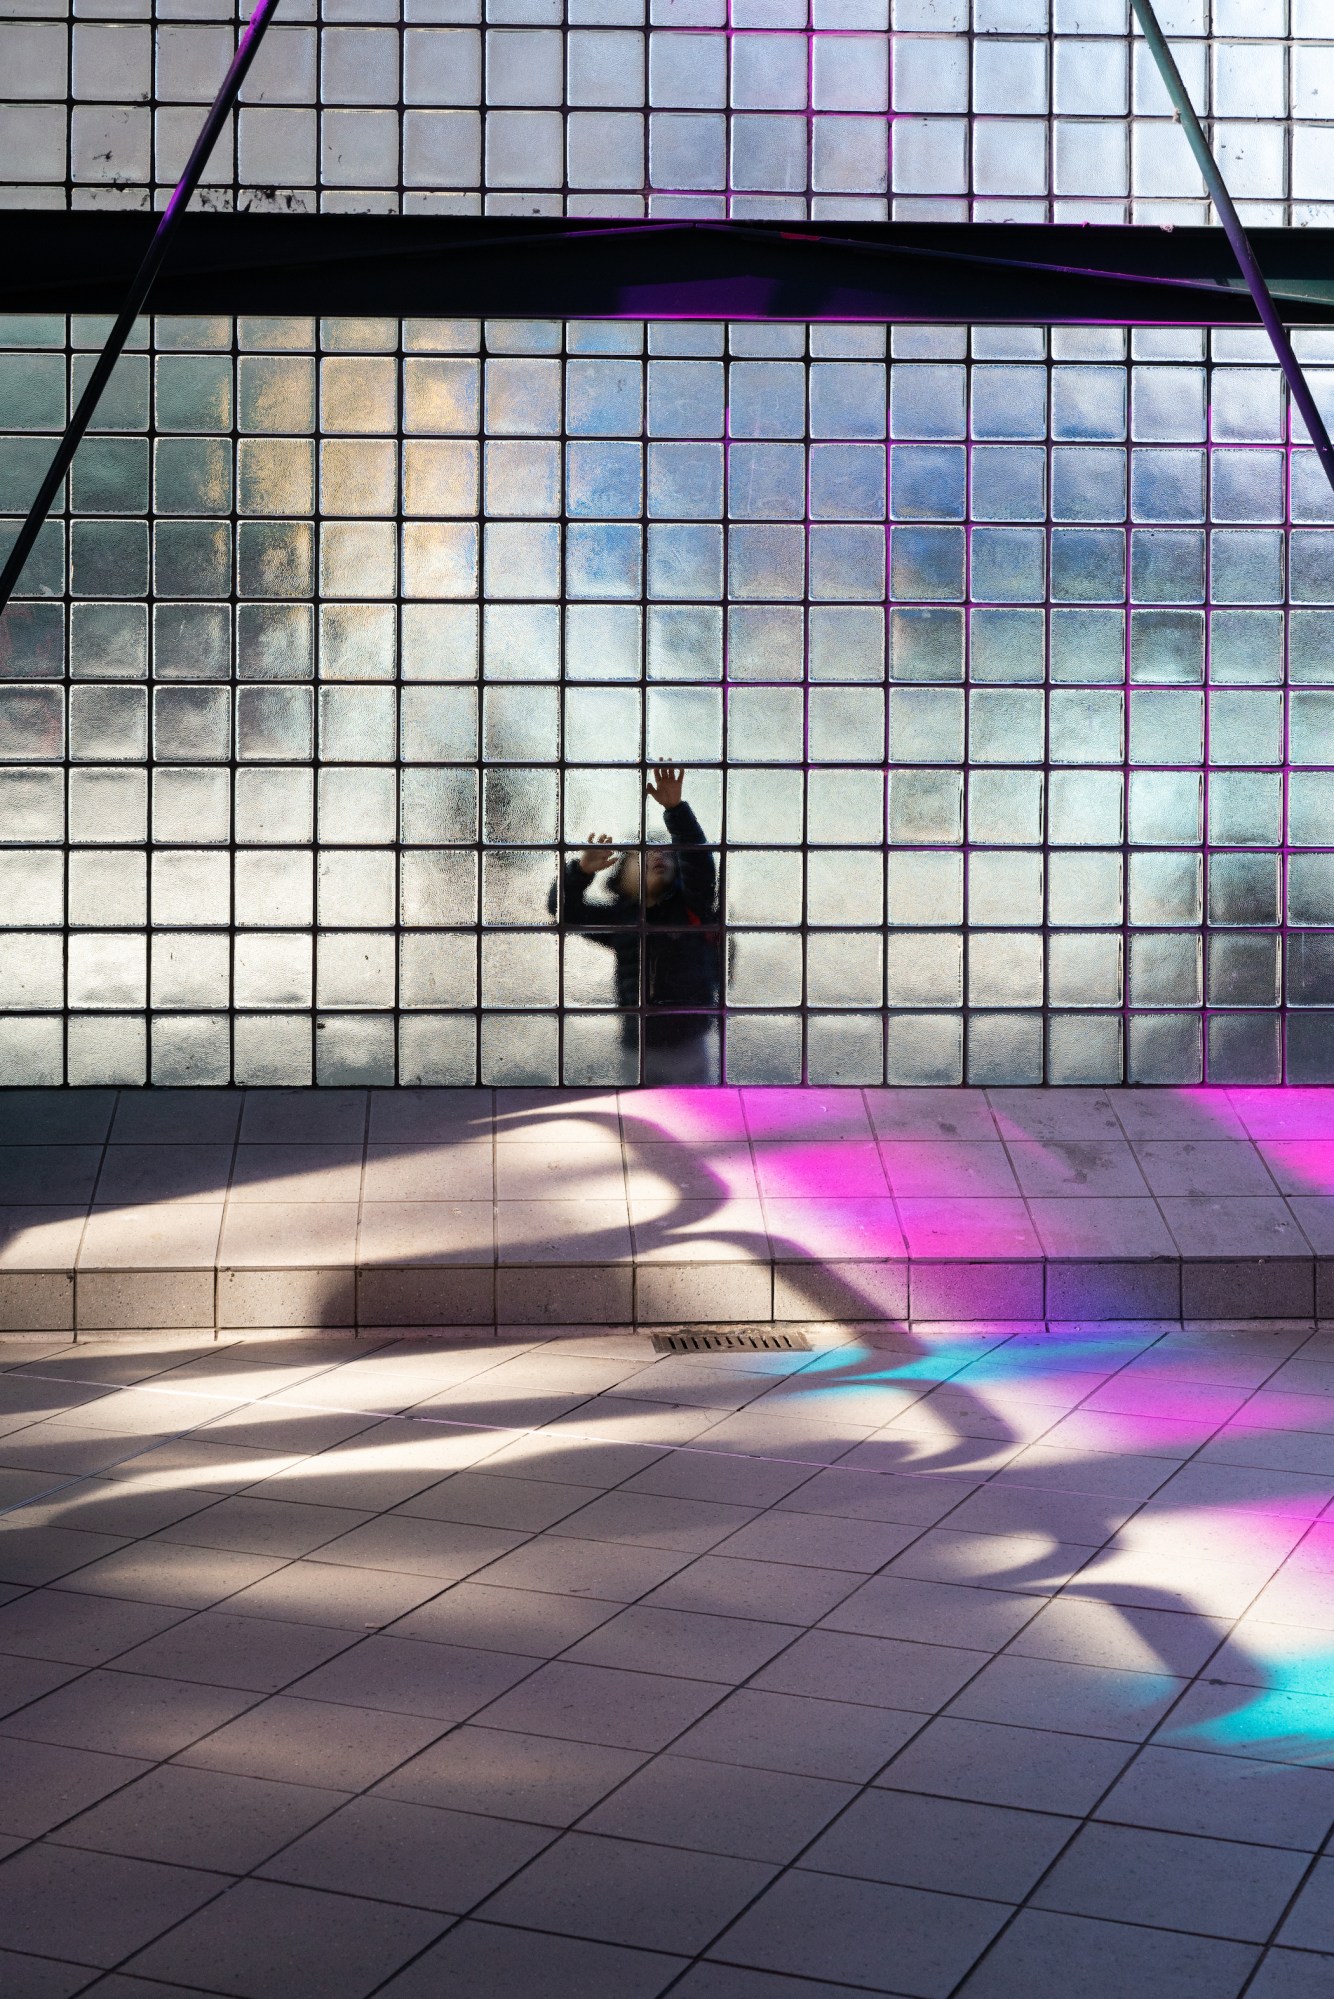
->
[0,1321,1332,1997]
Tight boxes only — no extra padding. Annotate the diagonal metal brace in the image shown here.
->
[1131,0,1334,498]
[0,0,283,619]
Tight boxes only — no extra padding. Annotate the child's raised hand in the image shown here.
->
[578,833,618,875]
[646,765,685,809]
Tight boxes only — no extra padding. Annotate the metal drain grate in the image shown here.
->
[650,1329,813,1355]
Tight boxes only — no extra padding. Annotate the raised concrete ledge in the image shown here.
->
[1,1083,1331,1332]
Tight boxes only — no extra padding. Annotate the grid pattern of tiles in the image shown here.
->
[3,1083,1333,1332]
[4,313,1334,1088]
[0,1314,1333,1996]
[0,1,1332,222]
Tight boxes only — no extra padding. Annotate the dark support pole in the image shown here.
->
[0,0,282,616]
[1130,0,1334,498]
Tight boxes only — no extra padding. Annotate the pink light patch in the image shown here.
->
[1253,1139,1334,1197]
[1228,1088,1334,1142]
[741,1087,873,1142]
[763,1197,906,1261]
[620,1088,748,1142]
[896,1197,1041,1259]
[752,1141,889,1199]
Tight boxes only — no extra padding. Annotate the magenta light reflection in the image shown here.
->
[625,1082,1334,1762]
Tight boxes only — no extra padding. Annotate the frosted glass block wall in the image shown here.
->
[0,1,1329,223]
[2,310,1334,1087]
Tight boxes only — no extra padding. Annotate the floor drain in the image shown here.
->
[650,1329,813,1355]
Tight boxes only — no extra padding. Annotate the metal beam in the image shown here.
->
[1130,0,1334,497]
[0,0,283,618]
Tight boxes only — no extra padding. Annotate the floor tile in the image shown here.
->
[0,1668,255,1759]
[803,1787,1074,1901]
[754,1628,983,1714]
[217,1559,446,1630]
[1033,1819,1307,1942]
[0,1843,226,1969]
[125,1877,446,1999]
[820,1577,1039,1651]
[471,1658,724,1750]
[954,1909,1257,1999]
[394,1471,603,1532]
[1094,1745,1334,1850]
[58,1543,287,1611]
[111,1610,359,1692]
[583,1754,855,1862]
[879,1143,1019,1199]
[1007,1140,1150,1198]
[478,1829,775,1956]
[257,1794,552,1911]
[0,1735,151,1838]
[51,1762,346,1873]
[371,1919,683,1999]
[377,1725,646,1824]
[386,1580,619,1656]
[0,1947,94,1998]
[671,1688,925,1782]
[1134,1141,1278,1198]
[93,1144,234,1209]
[878,1716,1135,1815]
[467,1534,691,1601]
[175,1693,444,1790]
[644,1554,860,1626]
[946,1654,1186,1741]
[547,1488,757,1553]
[229,1144,364,1206]
[0,1589,186,1665]
[1244,1948,1334,1999]
[670,1969,871,1999]
[286,1631,534,1721]
[1277,1856,1334,1952]
[708,1868,1009,1996]
[362,1141,494,1203]
[1159,1197,1307,1258]
[155,1495,372,1560]
[563,1605,801,1684]
[711,1512,916,1572]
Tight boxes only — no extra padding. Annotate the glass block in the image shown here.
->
[1206,1011,1280,1086]
[727,686,804,763]
[1129,851,1203,927]
[804,763,888,843]
[1045,771,1121,851]
[72,438,149,516]
[1129,770,1202,847]
[238,356,317,435]
[890,525,965,602]
[966,1011,1043,1086]
[1130,448,1203,524]
[1047,1012,1123,1085]
[0,768,64,845]
[970,851,1043,928]
[889,609,963,684]
[888,769,963,845]
[969,688,1044,765]
[1127,1012,1203,1086]
[806,932,882,1008]
[1288,854,1334,929]
[803,448,882,533]
[237,522,316,601]
[1129,931,1201,1008]
[805,1014,884,1087]
[888,849,963,926]
[0,603,63,684]
[969,769,1043,846]
[726,932,802,1007]
[890,444,966,520]
[1128,689,1204,767]
[885,1011,963,1087]
[806,847,884,925]
[1289,934,1334,1008]
[1210,769,1281,849]
[235,685,314,763]
[727,767,804,846]
[1210,609,1282,686]
[808,605,883,682]
[1050,447,1126,523]
[71,521,149,601]
[399,1014,478,1086]
[401,768,478,845]
[890,687,964,764]
[1207,933,1279,1008]
[70,605,147,684]
[969,607,1043,685]
[724,1011,802,1085]
[405,357,481,435]
[1049,528,1125,603]
[971,527,1045,605]
[1290,611,1334,686]
[971,446,1044,524]
[726,849,803,927]
[1048,932,1123,1007]
[234,770,313,847]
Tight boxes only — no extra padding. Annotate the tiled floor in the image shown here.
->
[0,1322,1332,1994]
[2,1084,1334,1334]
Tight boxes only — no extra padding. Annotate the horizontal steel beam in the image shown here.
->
[3,215,1334,324]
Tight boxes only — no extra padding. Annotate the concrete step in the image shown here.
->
[0,1083,1330,1332]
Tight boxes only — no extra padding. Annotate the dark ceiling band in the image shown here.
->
[0,0,283,619]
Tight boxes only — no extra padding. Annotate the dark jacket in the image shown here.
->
[549,802,719,1042]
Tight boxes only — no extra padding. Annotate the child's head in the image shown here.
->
[612,845,678,905]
